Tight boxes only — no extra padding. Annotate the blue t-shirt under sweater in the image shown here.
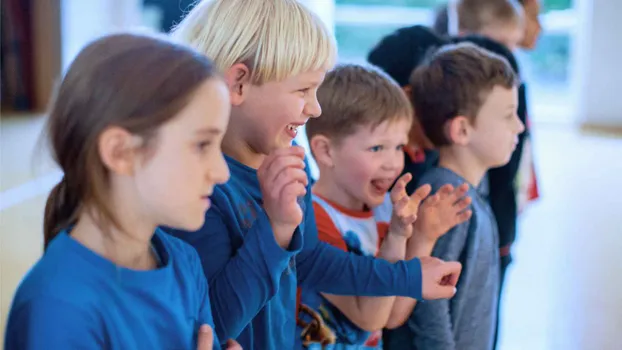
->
[383,167,500,350]
[4,229,219,350]
[165,153,424,350]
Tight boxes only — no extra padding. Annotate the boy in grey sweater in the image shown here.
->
[385,43,524,350]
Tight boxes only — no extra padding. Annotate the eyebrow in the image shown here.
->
[195,127,223,136]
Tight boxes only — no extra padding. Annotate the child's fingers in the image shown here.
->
[451,183,470,201]
[196,325,214,350]
[436,184,454,197]
[453,196,472,213]
[402,213,418,225]
[390,173,412,202]
[259,147,305,180]
[262,155,306,185]
[453,209,472,225]
[281,181,307,204]
[410,184,432,206]
[271,168,308,198]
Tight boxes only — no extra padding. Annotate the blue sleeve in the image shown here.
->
[167,201,303,341]
[295,172,423,300]
[410,221,470,350]
[4,297,104,349]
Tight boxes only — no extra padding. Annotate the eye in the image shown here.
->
[197,140,212,152]
[298,88,310,95]
[396,144,406,151]
[369,145,383,152]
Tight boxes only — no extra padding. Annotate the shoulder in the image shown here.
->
[416,167,469,193]
[11,238,103,311]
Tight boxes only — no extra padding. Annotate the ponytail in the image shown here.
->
[43,176,80,250]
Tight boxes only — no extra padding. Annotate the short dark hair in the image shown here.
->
[410,42,518,147]
[306,63,412,145]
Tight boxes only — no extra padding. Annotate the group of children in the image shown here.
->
[4,0,541,349]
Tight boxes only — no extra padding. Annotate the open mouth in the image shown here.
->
[371,178,394,194]
[286,124,300,138]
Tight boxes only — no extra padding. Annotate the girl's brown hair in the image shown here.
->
[43,33,220,249]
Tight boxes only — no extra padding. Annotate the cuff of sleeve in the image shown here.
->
[408,257,423,300]
[252,211,302,272]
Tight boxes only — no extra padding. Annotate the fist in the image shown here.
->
[257,146,308,246]
[420,256,462,300]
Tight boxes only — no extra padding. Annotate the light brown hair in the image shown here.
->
[306,64,412,145]
[409,42,518,147]
[458,0,523,33]
[43,33,220,249]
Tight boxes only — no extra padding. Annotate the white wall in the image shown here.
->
[574,0,622,128]
[61,0,143,72]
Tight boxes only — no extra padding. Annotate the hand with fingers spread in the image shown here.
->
[420,256,462,300]
[414,183,472,241]
[196,325,243,350]
[257,146,308,248]
[389,173,432,238]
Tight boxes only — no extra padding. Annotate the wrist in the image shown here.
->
[269,220,297,249]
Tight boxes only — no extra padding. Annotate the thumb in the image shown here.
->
[196,325,214,350]
[434,284,458,299]
[438,261,462,287]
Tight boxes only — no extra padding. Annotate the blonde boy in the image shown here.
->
[298,64,472,348]
[165,1,462,349]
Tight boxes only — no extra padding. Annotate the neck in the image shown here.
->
[222,117,266,169]
[71,204,157,271]
[313,173,365,212]
[438,147,488,187]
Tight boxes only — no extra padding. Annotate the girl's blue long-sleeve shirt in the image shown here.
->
[166,154,423,349]
[4,229,219,350]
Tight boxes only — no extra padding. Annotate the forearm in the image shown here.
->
[321,234,408,331]
[386,235,436,329]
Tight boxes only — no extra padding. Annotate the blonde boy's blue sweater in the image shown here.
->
[166,151,425,349]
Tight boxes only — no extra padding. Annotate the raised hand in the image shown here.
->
[257,146,308,248]
[414,183,472,241]
[389,173,431,238]
[419,256,462,300]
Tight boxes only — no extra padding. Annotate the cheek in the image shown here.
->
[338,155,377,185]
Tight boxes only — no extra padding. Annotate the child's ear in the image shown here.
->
[446,116,471,146]
[309,135,335,168]
[224,63,251,106]
[98,126,141,176]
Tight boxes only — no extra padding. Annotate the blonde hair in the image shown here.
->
[172,0,337,84]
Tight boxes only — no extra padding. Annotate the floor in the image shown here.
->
[1,114,622,349]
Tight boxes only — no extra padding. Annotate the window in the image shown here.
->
[334,0,578,123]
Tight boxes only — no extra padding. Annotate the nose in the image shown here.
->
[208,153,230,186]
[515,115,526,134]
[304,94,322,119]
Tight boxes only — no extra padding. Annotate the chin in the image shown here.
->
[366,195,386,209]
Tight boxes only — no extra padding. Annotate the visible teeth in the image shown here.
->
[288,125,298,131]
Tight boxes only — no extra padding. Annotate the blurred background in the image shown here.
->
[1,1,621,349]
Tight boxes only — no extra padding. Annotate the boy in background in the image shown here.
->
[385,43,524,350]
